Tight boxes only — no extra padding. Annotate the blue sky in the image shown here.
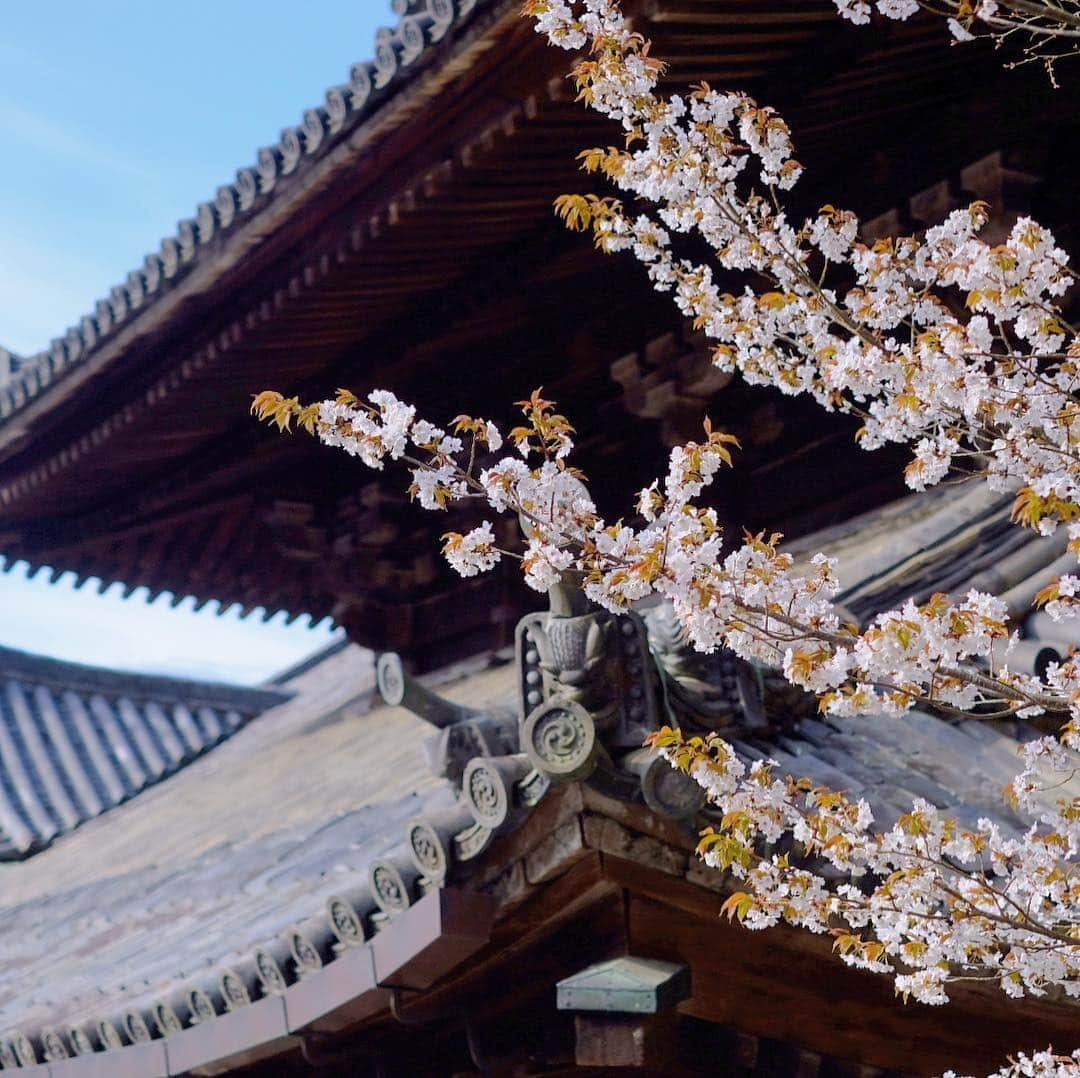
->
[0,1,392,682]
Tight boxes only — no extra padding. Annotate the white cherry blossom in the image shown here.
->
[250,3,1080,1070]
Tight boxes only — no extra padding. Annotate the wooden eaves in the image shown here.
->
[23,786,1080,1077]
[1,0,1068,667]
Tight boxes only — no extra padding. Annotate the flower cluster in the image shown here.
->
[830,0,1080,81]
[532,0,1079,546]
[833,0,997,35]
[442,521,500,577]
[949,1048,1080,1078]
[649,723,1080,1009]
[316,389,415,469]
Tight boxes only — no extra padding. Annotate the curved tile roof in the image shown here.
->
[0,488,1077,1068]
[0,0,488,428]
[0,348,19,390]
[0,644,289,859]
[0,626,1073,1070]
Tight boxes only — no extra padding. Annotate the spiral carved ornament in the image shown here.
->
[523,696,598,781]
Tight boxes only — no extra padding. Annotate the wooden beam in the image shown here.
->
[603,857,1080,1075]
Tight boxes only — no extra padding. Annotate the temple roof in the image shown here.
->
[0,2,1076,1069]
[0,644,288,859]
[0,348,19,389]
[1,485,1078,1074]
[1,0,1071,667]
[0,0,492,429]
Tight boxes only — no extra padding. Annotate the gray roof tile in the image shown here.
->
[0,0,492,428]
[0,645,288,858]
[2,484,1079,1060]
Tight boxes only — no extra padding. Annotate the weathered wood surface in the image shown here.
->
[609,859,1080,1076]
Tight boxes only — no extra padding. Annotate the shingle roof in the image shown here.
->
[0,644,289,859]
[0,0,491,428]
[0,483,1077,1069]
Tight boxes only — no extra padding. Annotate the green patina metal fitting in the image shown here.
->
[556,956,691,1014]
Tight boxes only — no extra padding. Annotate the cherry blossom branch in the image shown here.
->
[252,386,1079,723]
[247,4,1080,1066]
[648,723,1080,1006]
[530,0,1079,551]
[833,0,1080,83]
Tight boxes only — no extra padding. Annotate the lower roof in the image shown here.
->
[0,485,1078,1072]
[0,645,288,859]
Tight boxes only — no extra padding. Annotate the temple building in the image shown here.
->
[0,0,1078,1073]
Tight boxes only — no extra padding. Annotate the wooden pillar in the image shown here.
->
[572,1010,680,1068]
[556,955,691,1069]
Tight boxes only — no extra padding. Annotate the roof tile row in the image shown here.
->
[0,645,287,858]
[0,0,488,427]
